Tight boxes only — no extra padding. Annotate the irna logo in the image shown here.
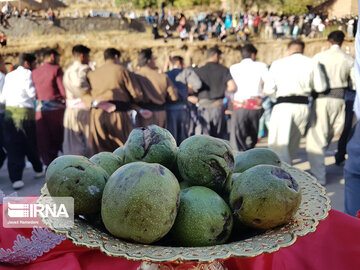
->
[3,197,74,229]
[7,202,69,218]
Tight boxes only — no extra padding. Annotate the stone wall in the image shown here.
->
[58,17,145,33]
[1,38,355,72]
[0,17,145,37]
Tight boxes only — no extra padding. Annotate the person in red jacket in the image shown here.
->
[0,31,7,47]
[253,13,261,37]
[32,48,66,168]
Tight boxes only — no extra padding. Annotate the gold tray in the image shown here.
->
[38,163,331,263]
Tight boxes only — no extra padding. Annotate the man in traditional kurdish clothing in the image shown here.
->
[229,44,268,151]
[32,48,66,168]
[62,45,92,156]
[264,39,327,165]
[0,54,43,190]
[83,48,145,154]
[136,48,178,128]
[307,31,355,186]
[194,47,237,139]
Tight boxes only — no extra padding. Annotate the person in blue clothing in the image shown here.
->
[0,55,7,168]
[344,20,360,217]
[224,13,232,30]
[165,56,202,145]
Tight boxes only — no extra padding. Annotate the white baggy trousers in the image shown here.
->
[306,97,345,184]
[268,103,309,165]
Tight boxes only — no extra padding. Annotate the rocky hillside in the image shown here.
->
[60,0,116,8]
[1,26,355,72]
[0,11,355,71]
[1,17,145,38]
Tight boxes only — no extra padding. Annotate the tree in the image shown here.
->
[270,0,323,14]
[116,0,323,12]
[228,0,271,11]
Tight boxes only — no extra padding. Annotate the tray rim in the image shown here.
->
[38,163,331,263]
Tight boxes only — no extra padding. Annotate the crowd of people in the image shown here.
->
[0,29,358,215]
[0,3,42,27]
[146,9,358,42]
[0,1,358,43]
[0,3,112,26]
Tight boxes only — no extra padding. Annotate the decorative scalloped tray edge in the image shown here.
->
[38,163,331,263]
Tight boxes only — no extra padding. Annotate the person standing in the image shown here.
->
[334,40,357,166]
[229,44,268,151]
[165,56,202,145]
[62,45,92,156]
[306,31,355,185]
[253,13,261,37]
[0,31,6,47]
[347,18,355,39]
[136,48,178,128]
[32,48,66,168]
[264,13,273,40]
[83,48,145,154]
[264,39,327,165]
[194,46,237,139]
[0,55,7,168]
[0,54,43,190]
[336,87,357,166]
[344,19,360,217]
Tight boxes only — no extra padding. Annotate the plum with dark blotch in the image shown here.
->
[46,155,109,215]
[230,165,302,230]
[177,135,234,191]
[101,162,180,244]
[124,125,177,169]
